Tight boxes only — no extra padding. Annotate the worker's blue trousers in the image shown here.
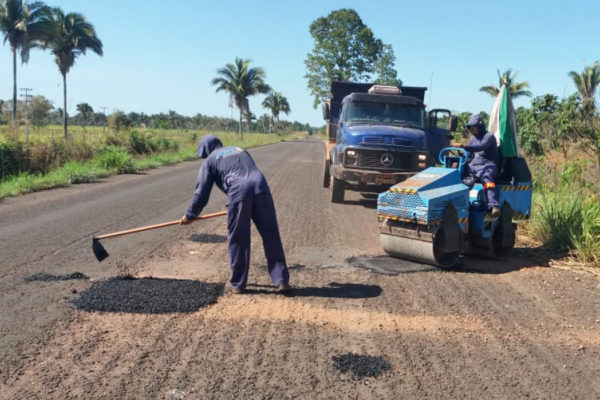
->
[462,162,499,209]
[226,192,289,289]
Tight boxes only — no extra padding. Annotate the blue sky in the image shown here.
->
[1,0,599,127]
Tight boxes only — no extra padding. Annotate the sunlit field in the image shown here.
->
[0,124,307,199]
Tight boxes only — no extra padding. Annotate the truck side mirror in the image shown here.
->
[449,115,458,131]
[323,102,330,120]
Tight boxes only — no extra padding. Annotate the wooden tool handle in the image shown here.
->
[95,210,227,240]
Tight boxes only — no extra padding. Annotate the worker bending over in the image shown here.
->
[181,135,290,294]
[460,114,501,218]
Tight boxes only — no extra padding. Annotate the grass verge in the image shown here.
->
[0,131,305,199]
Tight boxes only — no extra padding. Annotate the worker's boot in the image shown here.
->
[225,283,244,294]
[276,283,291,294]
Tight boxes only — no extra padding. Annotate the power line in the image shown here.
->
[20,88,33,142]
[100,106,109,132]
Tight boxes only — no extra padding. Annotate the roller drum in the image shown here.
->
[380,233,459,268]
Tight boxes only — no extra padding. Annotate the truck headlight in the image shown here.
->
[418,162,426,168]
[418,154,427,161]
[347,150,357,157]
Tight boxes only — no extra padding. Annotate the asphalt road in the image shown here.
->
[1,136,599,399]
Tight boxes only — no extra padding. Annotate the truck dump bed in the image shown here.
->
[326,81,427,124]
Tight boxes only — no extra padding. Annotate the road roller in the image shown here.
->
[377,147,532,267]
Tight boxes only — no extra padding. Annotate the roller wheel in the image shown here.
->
[323,158,331,188]
[492,222,515,259]
[331,176,345,203]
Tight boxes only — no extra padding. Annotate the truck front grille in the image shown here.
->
[345,149,414,171]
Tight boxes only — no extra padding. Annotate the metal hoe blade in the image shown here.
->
[92,238,109,262]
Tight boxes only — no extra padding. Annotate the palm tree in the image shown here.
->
[76,102,93,126]
[479,69,533,99]
[211,58,270,138]
[0,0,51,121]
[262,92,290,133]
[568,62,600,112]
[45,7,102,139]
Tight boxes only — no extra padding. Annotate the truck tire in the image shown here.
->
[331,176,345,203]
[323,159,331,188]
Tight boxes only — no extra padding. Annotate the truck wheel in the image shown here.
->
[331,176,345,203]
[323,159,331,188]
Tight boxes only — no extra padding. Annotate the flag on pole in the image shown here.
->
[488,84,520,157]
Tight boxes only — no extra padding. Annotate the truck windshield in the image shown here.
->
[342,101,425,129]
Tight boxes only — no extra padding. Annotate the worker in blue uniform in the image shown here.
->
[180,135,290,294]
[460,114,501,218]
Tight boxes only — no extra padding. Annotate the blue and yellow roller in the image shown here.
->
[377,147,532,267]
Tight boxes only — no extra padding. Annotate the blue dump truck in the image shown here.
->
[322,81,457,203]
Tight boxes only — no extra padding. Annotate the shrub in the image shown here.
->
[27,142,66,174]
[59,161,101,184]
[571,201,600,265]
[105,131,128,147]
[94,146,135,174]
[533,192,583,253]
[128,130,152,154]
[0,140,23,179]
[150,136,178,152]
[128,130,179,154]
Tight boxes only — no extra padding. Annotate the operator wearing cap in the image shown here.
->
[460,114,501,218]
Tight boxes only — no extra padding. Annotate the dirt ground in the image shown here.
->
[1,137,599,399]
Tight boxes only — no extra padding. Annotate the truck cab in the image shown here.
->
[323,81,457,203]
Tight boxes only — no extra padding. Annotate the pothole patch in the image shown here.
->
[189,233,227,243]
[72,276,222,314]
[347,255,439,275]
[25,272,88,282]
[332,353,391,379]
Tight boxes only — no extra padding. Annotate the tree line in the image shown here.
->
[0,98,311,134]
[472,66,600,164]
[0,0,102,139]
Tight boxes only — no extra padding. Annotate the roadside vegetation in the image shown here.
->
[0,127,306,199]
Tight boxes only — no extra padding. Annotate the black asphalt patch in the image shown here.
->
[285,282,381,299]
[26,272,88,282]
[189,233,227,243]
[72,276,223,314]
[347,255,440,275]
[332,353,391,379]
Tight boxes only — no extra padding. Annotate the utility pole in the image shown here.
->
[20,88,33,144]
[100,106,108,133]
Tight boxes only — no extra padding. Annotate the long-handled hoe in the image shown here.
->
[92,210,227,262]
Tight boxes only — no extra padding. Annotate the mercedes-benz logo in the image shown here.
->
[380,153,394,166]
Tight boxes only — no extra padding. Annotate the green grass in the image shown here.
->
[571,201,600,265]
[532,191,583,253]
[529,158,600,266]
[0,128,306,199]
